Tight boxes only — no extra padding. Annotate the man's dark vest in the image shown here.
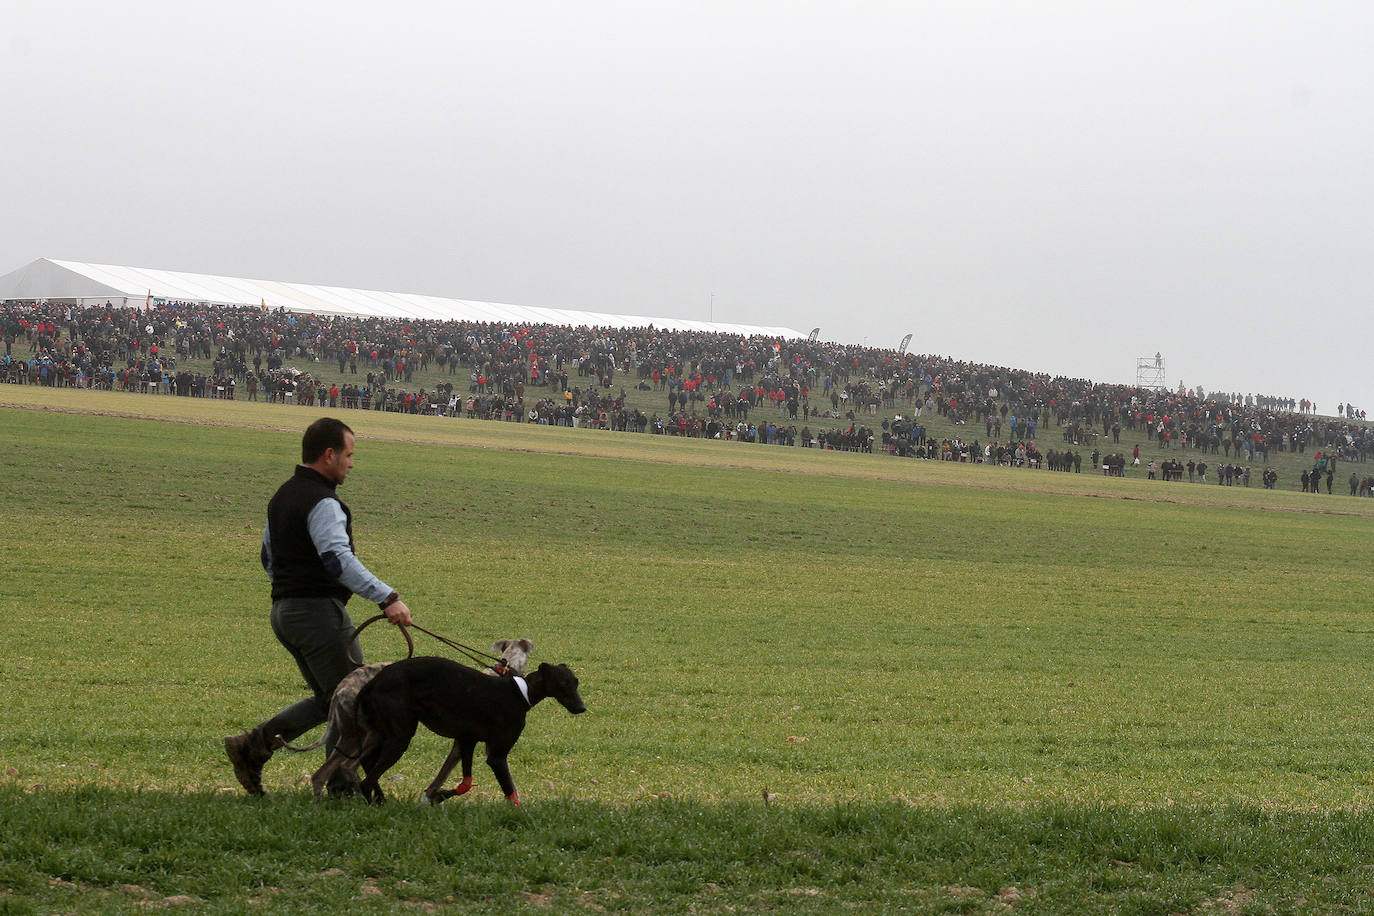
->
[266,465,353,603]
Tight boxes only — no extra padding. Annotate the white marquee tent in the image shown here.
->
[0,258,805,339]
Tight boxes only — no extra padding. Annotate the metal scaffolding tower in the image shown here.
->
[1136,352,1166,390]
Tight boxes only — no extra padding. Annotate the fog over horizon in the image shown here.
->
[4,1,1371,412]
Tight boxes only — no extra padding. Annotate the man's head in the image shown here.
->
[302,417,355,484]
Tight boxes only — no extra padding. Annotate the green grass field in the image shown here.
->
[4,385,1374,913]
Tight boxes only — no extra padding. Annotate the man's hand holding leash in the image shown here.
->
[380,591,413,627]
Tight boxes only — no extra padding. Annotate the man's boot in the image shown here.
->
[224,728,273,795]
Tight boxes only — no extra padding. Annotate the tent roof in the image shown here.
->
[0,258,805,339]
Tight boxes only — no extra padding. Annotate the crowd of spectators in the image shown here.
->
[4,298,1371,493]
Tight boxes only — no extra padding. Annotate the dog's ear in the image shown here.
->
[491,639,510,653]
[537,662,552,674]
[517,639,533,653]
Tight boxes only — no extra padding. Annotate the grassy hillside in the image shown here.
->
[165,348,1359,494]
[4,386,1374,913]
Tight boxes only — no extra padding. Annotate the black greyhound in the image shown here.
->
[354,656,585,805]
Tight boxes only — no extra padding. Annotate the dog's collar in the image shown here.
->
[513,676,531,706]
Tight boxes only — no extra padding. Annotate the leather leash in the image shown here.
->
[349,614,415,658]
[350,615,506,670]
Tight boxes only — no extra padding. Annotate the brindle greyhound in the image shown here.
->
[353,656,585,806]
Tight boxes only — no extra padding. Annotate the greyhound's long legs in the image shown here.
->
[485,743,518,800]
[309,750,346,798]
[423,741,465,801]
[358,720,417,805]
[424,739,478,804]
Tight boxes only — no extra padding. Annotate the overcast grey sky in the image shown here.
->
[5,1,1372,409]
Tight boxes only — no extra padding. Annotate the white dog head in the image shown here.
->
[485,638,534,677]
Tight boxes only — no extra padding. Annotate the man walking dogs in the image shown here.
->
[225,417,413,795]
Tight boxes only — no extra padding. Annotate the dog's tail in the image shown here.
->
[276,695,348,753]
[274,733,325,753]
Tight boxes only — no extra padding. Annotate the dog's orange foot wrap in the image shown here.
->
[506,792,520,806]
[453,777,473,796]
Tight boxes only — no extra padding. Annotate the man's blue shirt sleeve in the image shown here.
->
[305,499,392,603]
